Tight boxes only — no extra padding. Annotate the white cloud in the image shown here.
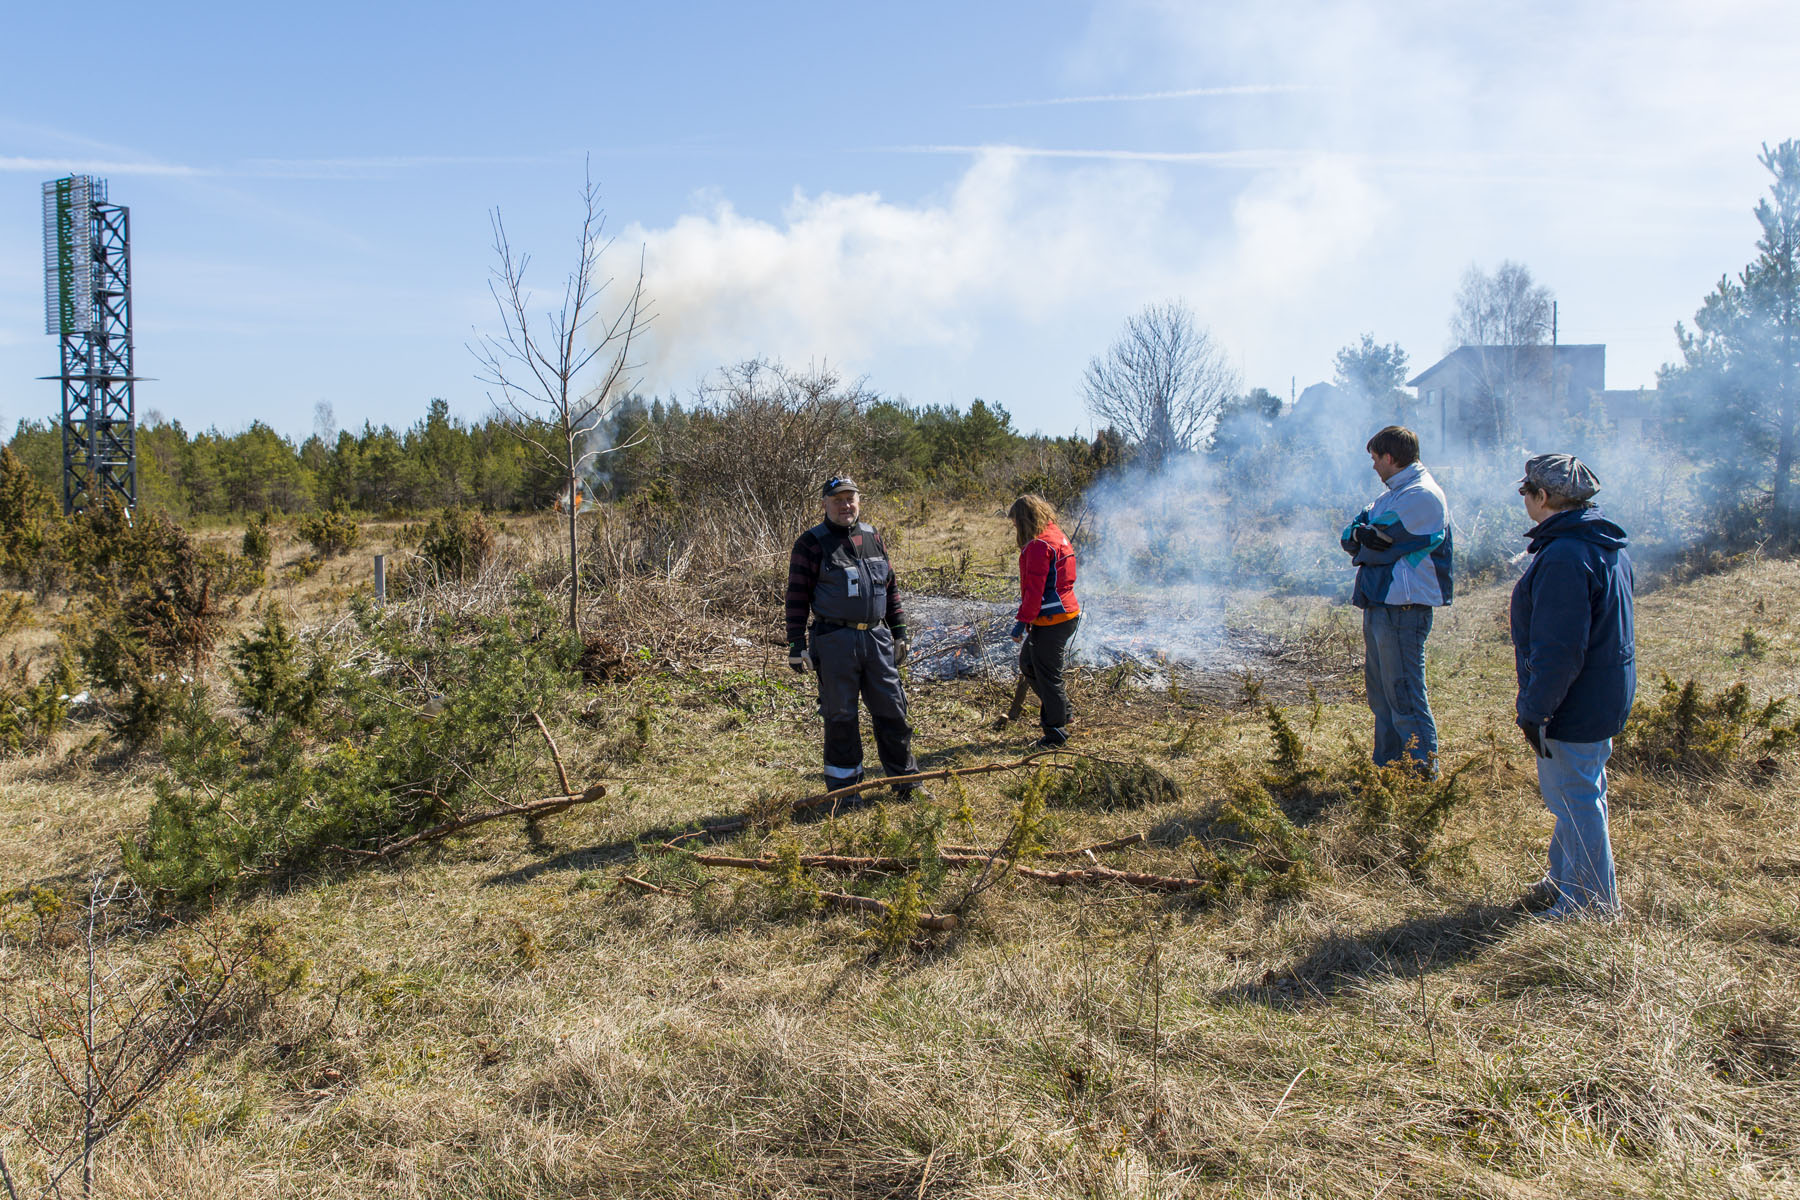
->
[0,156,205,176]
[632,141,1396,414]
[896,145,1313,169]
[973,84,1319,109]
[1222,155,1384,304]
[628,0,1800,422]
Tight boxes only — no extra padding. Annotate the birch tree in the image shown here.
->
[472,169,650,632]
[1446,261,1554,446]
[1082,301,1240,470]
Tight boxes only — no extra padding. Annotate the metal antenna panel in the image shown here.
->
[42,175,137,514]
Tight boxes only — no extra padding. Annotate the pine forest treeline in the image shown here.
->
[2,393,1098,519]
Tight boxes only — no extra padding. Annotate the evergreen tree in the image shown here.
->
[218,422,313,513]
[0,446,57,583]
[600,393,656,498]
[1333,334,1413,424]
[136,417,192,516]
[411,398,474,509]
[1664,140,1800,541]
[863,399,928,487]
[5,420,61,499]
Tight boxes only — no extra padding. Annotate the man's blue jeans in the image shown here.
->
[1538,736,1620,917]
[1362,604,1438,770]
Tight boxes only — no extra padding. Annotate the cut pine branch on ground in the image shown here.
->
[662,845,1211,896]
[328,786,606,861]
[663,749,1152,843]
[617,865,959,931]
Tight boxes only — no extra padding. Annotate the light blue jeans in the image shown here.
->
[1538,736,1620,917]
[1362,604,1438,770]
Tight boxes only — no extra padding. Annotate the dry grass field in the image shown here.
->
[2,505,1798,1199]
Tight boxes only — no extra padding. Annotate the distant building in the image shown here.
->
[1291,379,1416,426]
[1292,380,1350,417]
[1594,388,1661,441]
[1407,344,1657,450]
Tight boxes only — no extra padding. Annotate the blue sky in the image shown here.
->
[3,0,1797,442]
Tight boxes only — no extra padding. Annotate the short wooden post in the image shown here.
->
[373,554,386,606]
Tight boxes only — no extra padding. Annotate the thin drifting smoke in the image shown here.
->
[578,430,611,502]
[1065,390,1683,671]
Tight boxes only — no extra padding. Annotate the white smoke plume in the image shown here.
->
[629,147,1380,412]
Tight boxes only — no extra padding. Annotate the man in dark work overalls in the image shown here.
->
[784,475,920,795]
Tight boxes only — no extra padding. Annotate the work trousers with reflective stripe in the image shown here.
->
[811,624,915,786]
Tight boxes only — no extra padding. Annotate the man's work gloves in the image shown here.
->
[1352,522,1395,551]
[892,625,910,668]
[1517,718,1552,759]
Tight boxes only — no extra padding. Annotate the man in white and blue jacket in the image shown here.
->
[1340,426,1454,773]
[1511,453,1634,920]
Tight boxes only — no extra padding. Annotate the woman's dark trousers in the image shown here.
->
[1019,617,1078,744]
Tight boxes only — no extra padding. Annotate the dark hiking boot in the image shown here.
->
[1521,876,1559,912]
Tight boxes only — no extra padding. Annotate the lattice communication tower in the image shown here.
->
[42,175,139,514]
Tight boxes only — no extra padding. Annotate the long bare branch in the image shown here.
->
[328,787,606,861]
[676,751,1079,841]
[669,847,1206,895]
[532,711,573,796]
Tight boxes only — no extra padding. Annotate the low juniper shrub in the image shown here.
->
[1614,674,1799,776]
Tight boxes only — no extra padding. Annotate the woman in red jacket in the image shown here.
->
[1008,494,1081,747]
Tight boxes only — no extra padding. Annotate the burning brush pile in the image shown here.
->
[903,588,1341,704]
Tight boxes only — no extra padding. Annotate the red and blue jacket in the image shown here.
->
[1017,522,1080,626]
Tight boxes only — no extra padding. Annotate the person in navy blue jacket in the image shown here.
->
[1510,453,1635,920]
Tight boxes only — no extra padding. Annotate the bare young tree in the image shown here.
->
[1448,261,1555,446]
[1449,260,1553,348]
[472,168,651,633]
[1082,301,1241,470]
[1,879,299,1199]
[311,400,336,444]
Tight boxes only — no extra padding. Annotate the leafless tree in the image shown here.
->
[472,167,651,633]
[1449,260,1552,348]
[1448,261,1555,446]
[663,358,874,536]
[311,400,336,444]
[1,878,297,1199]
[1082,301,1241,470]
